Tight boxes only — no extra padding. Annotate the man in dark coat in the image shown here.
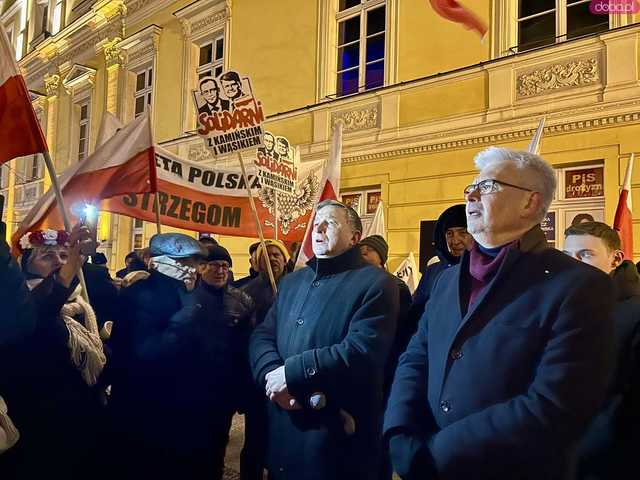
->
[563,221,640,479]
[409,204,472,322]
[384,147,615,480]
[250,200,399,480]
[106,233,234,479]
[241,239,289,480]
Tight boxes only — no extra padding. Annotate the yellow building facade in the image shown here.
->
[2,0,640,275]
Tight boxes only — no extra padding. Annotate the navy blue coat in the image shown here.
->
[250,247,399,480]
[384,227,615,480]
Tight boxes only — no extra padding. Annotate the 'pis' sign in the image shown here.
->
[565,167,604,199]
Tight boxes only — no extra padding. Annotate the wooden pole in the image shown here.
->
[274,191,278,241]
[153,192,162,234]
[42,151,90,303]
[236,151,277,295]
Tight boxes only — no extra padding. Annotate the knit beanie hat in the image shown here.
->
[256,239,290,263]
[359,235,389,265]
[204,245,233,267]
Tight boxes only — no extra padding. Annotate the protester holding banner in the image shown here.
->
[0,225,106,479]
[249,200,399,480]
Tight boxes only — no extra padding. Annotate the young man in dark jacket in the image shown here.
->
[384,147,615,480]
[250,200,399,480]
[563,221,640,480]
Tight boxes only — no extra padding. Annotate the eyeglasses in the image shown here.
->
[206,262,230,271]
[463,179,533,197]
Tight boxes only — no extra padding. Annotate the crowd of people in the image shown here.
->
[0,146,638,480]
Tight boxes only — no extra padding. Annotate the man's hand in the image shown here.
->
[265,366,301,411]
[57,224,91,288]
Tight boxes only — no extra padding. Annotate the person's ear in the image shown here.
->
[522,191,542,219]
[351,231,362,246]
[612,249,624,269]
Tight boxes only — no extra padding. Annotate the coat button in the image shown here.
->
[450,349,463,360]
[312,280,320,287]
[296,318,304,326]
[306,367,317,376]
[440,400,452,413]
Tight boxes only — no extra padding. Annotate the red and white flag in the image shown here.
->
[614,153,634,260]
[11,112,156,251]
[0,26,48,164]
[428,0,488,39]
[295,122,343,269]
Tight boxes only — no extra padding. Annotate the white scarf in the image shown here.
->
[149,255,198,291]
[27,279,106,386]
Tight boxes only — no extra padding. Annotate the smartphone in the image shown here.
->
[79,206,99,256]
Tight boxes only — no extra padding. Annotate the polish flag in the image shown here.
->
[428,0,488,39]
[294,122,343,269]
[0,26,48,164]
[11,112,156,252]
[614,154,634,260]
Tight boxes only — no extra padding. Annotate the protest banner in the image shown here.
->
[102,146,322,242]
[192,71,265,156]
[255,131,299,195]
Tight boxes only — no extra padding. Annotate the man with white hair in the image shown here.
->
[384,147,615,479]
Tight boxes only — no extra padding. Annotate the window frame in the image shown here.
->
[77,100,91,161]
[133,66,154,119]
[196,34,225,80]
[335,0,387,97]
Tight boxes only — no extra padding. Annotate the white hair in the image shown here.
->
[474,146,556,223]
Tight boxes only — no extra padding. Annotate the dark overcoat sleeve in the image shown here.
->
[249,295,284,387]
[428,273,615,478]
[283,274,399,399]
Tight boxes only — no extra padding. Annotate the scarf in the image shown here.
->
[149,255,198,291]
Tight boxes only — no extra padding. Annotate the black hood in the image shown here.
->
[433,204,467,265]
[611,260,640,302]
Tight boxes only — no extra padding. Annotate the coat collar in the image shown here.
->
[305,246,365,278]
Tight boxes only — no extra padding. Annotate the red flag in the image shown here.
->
[428,0,488,38]
[11,112,156,253]
[295,122,343,269]
[0,26,47,164]
[614,154,634,260]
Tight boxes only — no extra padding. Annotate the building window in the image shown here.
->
[336,0,386,97]
[134,67,153,118]
[517,0,610,51]
[78,101,90,161]
[29,155,41,180]
[197,35,224,80]
[51,0,63,35]
[132,218,144,250]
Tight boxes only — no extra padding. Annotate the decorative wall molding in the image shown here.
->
[118,24,162,69]
[44,73,61,97]
[331,102,380,133]
[342,110,640,164]
[62,64,96,95]
[516,56,601,99]
[174,0,228,42]
[192,10,228,36]
[187,144,213,162]
[102,37,124,66]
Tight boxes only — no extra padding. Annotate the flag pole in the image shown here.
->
[153,193,162,234]
[236,151,277,295]
[41,150,90,303]
[274,191,278,241]
[528,117,546,154]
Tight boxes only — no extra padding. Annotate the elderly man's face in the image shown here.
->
[258,245,286,280]
[201,260,230,288]
[466,163,537,244]
[312,206,360,258]
[222,79,241,99]
[28,245,69,278]
[200,80,219,105]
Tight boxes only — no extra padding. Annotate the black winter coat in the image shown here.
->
[575,260,640,479]
[384,227,615,480]
[108,270,254,449]
[249,247,399,480]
